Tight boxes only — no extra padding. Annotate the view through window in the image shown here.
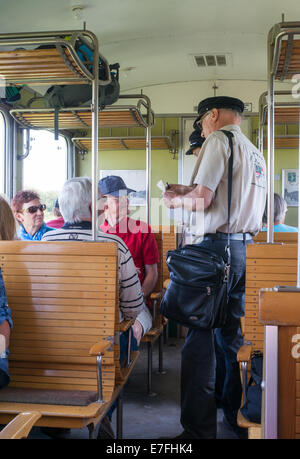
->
[0,112,5,194]
[23,130,68,221]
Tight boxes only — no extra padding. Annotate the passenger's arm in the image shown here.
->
[118,250,144,320]
[142,264,158,298]
[0,321,10,348]
[132,306,153,345]
[163,184,213,211]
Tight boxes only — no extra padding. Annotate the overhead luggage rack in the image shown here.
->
[10,106,148,129]
[10,95,154,130]
[72,136,172,152]
[259,91,300,125]
[258,90,300,151]
[0,30,110,85]
[263,136,299,149]
[268,22,300,81]
[0,28,111,240]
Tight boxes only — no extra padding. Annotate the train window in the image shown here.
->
[23,130,68,220]
[0,112,5,194]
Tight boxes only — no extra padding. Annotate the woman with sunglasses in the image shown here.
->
[0,195,16,389]
[11,190,54,240]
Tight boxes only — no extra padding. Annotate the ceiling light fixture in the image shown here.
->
[71,4,84,20]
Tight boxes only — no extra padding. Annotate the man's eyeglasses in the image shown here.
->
[22,204,46,214]
[197,110,212,128]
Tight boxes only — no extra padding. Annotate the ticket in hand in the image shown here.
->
[156,180,165,192]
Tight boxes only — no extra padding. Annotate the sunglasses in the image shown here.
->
[22,204,46,214]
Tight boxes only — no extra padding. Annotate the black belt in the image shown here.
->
[203,232,252,241]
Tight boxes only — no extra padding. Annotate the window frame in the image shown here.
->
[0,103,14,198]
[21,128,74,194]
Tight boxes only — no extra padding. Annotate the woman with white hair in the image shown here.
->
[262,193,298,232]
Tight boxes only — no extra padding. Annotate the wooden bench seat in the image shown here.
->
[0,240,139,439]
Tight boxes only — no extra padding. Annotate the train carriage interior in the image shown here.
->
[0,0,300,442]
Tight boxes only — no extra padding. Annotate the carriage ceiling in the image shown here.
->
[0,0,299,93]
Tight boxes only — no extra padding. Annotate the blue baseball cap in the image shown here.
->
[98,175,136,196]
[185,130,205,155]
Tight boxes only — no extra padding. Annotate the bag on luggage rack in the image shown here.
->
[43,63,120,110]
[0,86,22,105]
[37,41,120,139]
[160,130,234,330]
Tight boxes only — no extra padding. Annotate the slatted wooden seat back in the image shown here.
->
[253,232,298,244]
[153,231,163,290]
[0,240,120,432]
[150,231,163,327]
[245,243,298,351]
[162,226,177,283]
[152,225,177,284]
[140,229,167,395]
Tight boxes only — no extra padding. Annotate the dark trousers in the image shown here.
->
[0,369,9,390]
[180,237,252,438]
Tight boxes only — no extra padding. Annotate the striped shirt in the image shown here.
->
[42,221,151,330]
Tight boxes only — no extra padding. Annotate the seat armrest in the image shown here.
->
[163,279,170,289]
[0,412,41,439]
[89,341,112,403]
[150,291,163,301]
[237,344,253,362]
[119,319,135,333]
[89,341,111,356]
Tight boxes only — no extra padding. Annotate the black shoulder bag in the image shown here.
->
[160,130,234,330]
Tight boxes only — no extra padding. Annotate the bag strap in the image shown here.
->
[219,130,234,264]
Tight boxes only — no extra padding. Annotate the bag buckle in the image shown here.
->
[224,264,230,283]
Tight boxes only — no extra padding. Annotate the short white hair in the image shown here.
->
[59,177,92,223]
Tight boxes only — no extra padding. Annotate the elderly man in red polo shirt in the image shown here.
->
[99,175,160,344]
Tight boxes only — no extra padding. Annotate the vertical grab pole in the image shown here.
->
[263,325,278,439]
[146,125,151,225]
[298,112,300,288]
[267,47,274,244]
[91,33,99,241]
